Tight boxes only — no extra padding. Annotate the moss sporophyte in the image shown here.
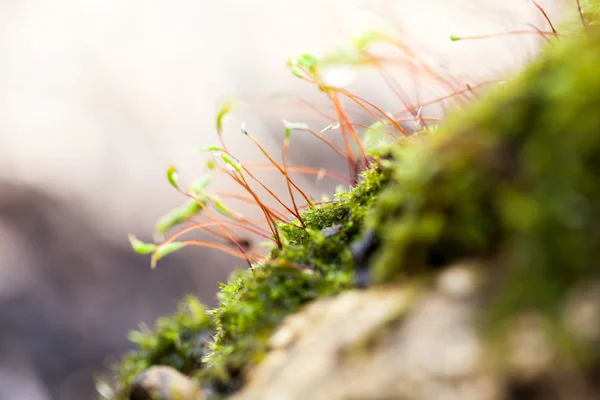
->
[110,3,599,398]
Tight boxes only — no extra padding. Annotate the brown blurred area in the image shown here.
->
[0,1,568,399]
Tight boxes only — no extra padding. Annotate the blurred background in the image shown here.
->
[0,1,568,399]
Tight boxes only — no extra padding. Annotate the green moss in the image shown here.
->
[368,9,600,356]
[108,151,386,398]
[114,296,214,398]
[199,166,386,393]
[108,3,600,397]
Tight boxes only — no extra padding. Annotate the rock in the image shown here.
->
[233,264,600,400]
[235,265,497,400]
[129,366,205,400]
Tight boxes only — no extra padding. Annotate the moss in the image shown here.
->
[114,296,214,398]
[367,7,600,359]
[108,150,386,399]
[108,3,600,397]
[199,166,387,393]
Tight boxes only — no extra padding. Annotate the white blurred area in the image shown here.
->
[0,0,568,238]
[0,0,346,240]
[0,1,571,399]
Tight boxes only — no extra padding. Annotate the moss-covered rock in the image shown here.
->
[232,266,600,400]
[112,296,214,399]
[366,4,600,367]
[108,166,386,398]
[200,166,387,393]
[107,3,600,399]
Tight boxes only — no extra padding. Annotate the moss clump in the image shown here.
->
[200,166,386,394]
[109,4,600,397]
[367,9,600,356]
[114,296,214,398]
[108,166,386,398]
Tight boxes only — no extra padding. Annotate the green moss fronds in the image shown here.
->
[107,3,600,398]
[367,7,600,362]
[114,296,214,398]
[200,166,386,392]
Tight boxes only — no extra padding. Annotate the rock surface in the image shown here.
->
[234,265,600,400]
[129,366,206,400]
